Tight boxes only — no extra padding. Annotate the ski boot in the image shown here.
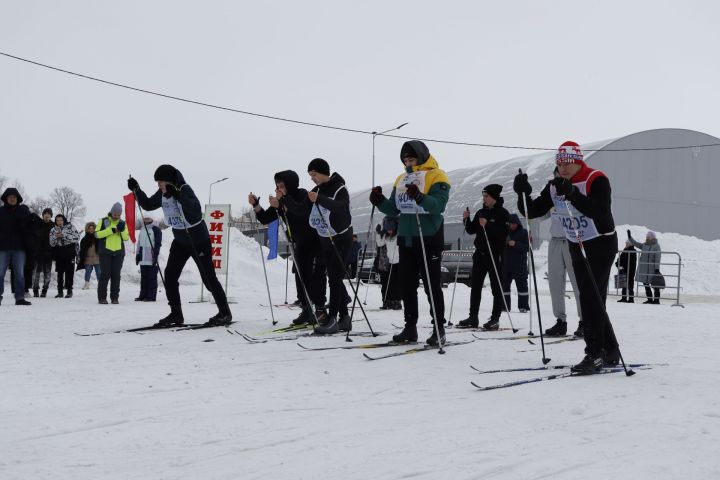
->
[313,314,339,335]
[206,310,233,327]
[545,319,567,336]
[391,300,402,310]
[337,313,352,332]
[426,324,446,347]
[573,321,584,337]
[292,307,310,326]
[111,298,119,305]
[602,348,620,367]
[392,323,418,343]
[65,290,73,299]
[570,352,603,374]
[457,315,479,329]
[156,306,184,327]
[482,318,500,331]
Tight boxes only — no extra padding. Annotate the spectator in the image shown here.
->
[95,202,130,304]
[135,217,162,302]
[77,222,101,290]
[347,234,362,279]
[627,230,661,304]
[0,187,33,306]
[502,214,530,313]
[376,216,401,310]
[32,208,55,297]
[49,214,80,298]
[616,240,638,303]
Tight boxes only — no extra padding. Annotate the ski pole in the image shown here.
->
[563,198,634,376]
[519,169,549,363]
[350,206,376,318]
[284,253,289,304]
[251,215,276,325]
[413,206,445,354]
[313,204,376,340]
[362,257,375,305]
[480,223,519,334]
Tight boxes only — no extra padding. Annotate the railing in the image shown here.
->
[611,250,683,307]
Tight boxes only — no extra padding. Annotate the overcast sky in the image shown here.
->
[1,0,719,221]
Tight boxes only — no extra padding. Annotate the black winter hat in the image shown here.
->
[154,164,178,183]
[307,158,330,176]
[399,140,430,165]
[482,184,503,201]
[274,170,300,193]
[42,207,53,216]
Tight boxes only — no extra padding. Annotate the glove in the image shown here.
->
[627,229,631,239]
[249,194,259,207]
[375,224,382,234]
[552,177,576,198]
[118,222,126,233]
[405,183,424,204]
[369,186,385,206]
[513,173,532,196]
[112,227,118,234]
[127,176,139,191]
[164,183,180,198]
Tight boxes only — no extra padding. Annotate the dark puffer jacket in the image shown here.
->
[503,214,529,275]
[256,170,317,244]
[0,188,32,251]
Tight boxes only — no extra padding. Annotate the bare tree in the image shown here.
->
[50,186,87,224]
[28,196,53,215]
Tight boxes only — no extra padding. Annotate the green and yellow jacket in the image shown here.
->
[95,215,130,256]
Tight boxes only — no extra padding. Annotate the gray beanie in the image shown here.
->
[110,202,123,215]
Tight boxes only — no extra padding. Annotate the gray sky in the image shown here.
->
[1,0,719,222]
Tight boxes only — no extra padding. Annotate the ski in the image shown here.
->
[469,363,659,375]
[259,303,301,310]
[527,336,581,346]
[296,340,415,351]
[471,333,570,341]
[74,323,204,336]
[229,330,381,343]
[174,321,236,331]
[362,339,476,360]
[393,323,513,332]
[471,366,651,391]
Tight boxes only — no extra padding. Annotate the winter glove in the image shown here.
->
[375,224,382,234]
[369,186,385,206]
[164,183,180,198]
[552,177,576,198]
[127,176,139,192]
[513,173,532,196]
[249,194,259,207]
[111,227,118,234]
[118,221,126,233]
[405,183,424,204]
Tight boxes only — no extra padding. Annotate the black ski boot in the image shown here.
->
[573,320,584,337]
[292,307,310,326]
[313,314,339,335]
[457,316,479,328]
[313,306,328,326]
[156,305,184,327]
[392,323,418,343]
[482,318,500,331]
[379,300,389,310]
[426,324,446,347]
[337,313,352,332]
[545,319,567,336]
[570,352,603,374]
[602,348,620,367]
[206,303,233,327]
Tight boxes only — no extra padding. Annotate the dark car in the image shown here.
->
[442,250,474,286]
[358,255,453,287]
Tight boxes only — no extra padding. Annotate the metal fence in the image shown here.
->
[611,250,684,307]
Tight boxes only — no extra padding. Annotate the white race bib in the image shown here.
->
[395,171,429,214]
[309,204,336,238]
[162,196,188,230]
[551,179,600,243]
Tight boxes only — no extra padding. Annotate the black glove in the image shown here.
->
[405,184,424,204]
[513,173,532,196]
[250,194,259,207]
[552,177,576,198]
[369,186,384,206]
[118,222,126,233]
[112,227,118,234]
[164,183,180,198]
[127,176,139,192]
[375,224,382,234]
[627,229,631,239]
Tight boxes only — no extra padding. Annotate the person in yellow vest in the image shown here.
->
[95,202,129,304]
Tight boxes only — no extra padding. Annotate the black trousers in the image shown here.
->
[139,265,159,300]
[644,284,661,301]
[98,254,123,300]
[165,239,228,311]
[319,232,351,318]
[569,234,619,356]
[398,238,445,325]
[621,282,635,301]
[293,241,326,309]
[469,250,504,319]
[55,258,75,292]
[502,269,529,311]
[380,265,401,302]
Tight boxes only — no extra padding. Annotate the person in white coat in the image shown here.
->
[375,216,401,310]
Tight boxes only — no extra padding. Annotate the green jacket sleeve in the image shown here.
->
[418,182,450,214]
[95,220,113,239]
[377,187,401,216]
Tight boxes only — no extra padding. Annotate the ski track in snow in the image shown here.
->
[2,229,720,479]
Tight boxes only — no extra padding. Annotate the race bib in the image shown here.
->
[551,184,600,243]
[309,204,336,238]
[395,171,429,214]
[162,196,188,229]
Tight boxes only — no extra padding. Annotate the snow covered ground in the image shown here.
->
[2,227,720,479]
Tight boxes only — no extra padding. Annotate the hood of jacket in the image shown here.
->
[274,170,300,194]
[1,187,23,204]
[508,213,521,225]
[315,172,346,195]
[55,214,69,226]
[400,140,430,165]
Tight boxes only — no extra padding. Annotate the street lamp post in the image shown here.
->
[372,123,408,187]
[208,177,229,205]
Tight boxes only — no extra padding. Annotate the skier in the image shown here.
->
[95,202,130,304]
[502,213,530,313]
[248,169,326,325]
[369,140,451,346]
[514,140,621,374]
[128,165,232,326]
[458,184,509,330]
[306,158,352,334]
[0,187,33,306]
[49,214,80,298]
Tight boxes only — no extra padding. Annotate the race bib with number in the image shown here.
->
[395,171,429,214]
[551,182,600,243]
[309,204,336,238]
[162,196,188,229]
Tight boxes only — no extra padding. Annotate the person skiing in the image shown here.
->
[128,165,232,326]
[514,140,621,374]
[32,208,55,297]
[502,213,530,313]
[616,240,638,303]
[77,222,101,290]
[0,187,33,306]
[248,169,326,325]
[49,214,80,298]
[135,217,162,302]
[369,140,451,346]
[306,158,352,335]
[458,184,509,330]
